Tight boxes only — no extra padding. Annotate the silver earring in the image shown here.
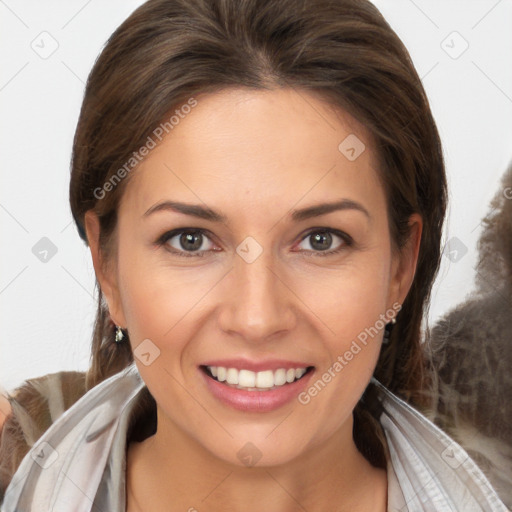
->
[115,325,124,343]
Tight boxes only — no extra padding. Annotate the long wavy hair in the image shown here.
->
[1,0,447,488]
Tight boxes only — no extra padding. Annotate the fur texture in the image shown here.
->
[0,371,86,500]
[425,160,512,508]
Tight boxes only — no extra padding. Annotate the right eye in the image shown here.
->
[156,228,219,258]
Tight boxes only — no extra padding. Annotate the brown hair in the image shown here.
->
[1,0,447,488]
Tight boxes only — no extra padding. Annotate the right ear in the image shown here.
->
[84,210,127,328]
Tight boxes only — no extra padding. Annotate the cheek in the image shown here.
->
[294,253,391,343]
[120,277,194,353]
[116,242,222,374]
[294,254,390,409]
[116,240,186,343]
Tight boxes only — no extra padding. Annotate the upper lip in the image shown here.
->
[200,359,314,372]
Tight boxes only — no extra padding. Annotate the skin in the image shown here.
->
[85,87,422,512]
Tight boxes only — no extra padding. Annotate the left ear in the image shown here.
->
[387,213,423,308]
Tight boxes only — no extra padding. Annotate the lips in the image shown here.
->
[198,360,316,412]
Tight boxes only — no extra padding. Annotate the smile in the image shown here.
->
[203,365,312,391]
[199,364,316,412]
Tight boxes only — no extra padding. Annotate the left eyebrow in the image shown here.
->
[290,199,370,222]
[142,198,370,223]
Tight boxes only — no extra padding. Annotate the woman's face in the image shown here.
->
[87,87,421,467]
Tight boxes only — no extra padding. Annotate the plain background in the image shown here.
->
[1,0,511,392]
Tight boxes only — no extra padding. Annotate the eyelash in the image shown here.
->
[155,227,354,258]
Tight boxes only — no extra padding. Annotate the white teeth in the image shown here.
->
[217,367,226,382]
[274,368,287,386]
[295,368,306,379]
[255,370,274,388]
[238,369,256,387]
[226,368,239,385]
[206,365,310,390]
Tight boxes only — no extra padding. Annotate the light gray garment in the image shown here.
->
[1,363,508,512]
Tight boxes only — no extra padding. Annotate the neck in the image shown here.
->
[126,406,387,512]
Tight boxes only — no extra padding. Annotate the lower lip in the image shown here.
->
[199,367,315,413]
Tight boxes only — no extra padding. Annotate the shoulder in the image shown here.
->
[0,371,88,502]
[2,371,87,445]
[372,379,508,512]
[1,364,144,512]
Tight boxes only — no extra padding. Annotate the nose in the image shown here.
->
[217,245,296,342]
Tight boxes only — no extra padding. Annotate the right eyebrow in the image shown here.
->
[142,201,226,222]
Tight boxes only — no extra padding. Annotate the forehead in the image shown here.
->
[120,87,383,219]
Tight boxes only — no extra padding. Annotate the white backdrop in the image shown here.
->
[1,0,511,392]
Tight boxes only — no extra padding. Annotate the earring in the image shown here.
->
[383,317,396,344]
[115,325,125,343]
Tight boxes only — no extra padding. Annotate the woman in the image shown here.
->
[0,0,507,510]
